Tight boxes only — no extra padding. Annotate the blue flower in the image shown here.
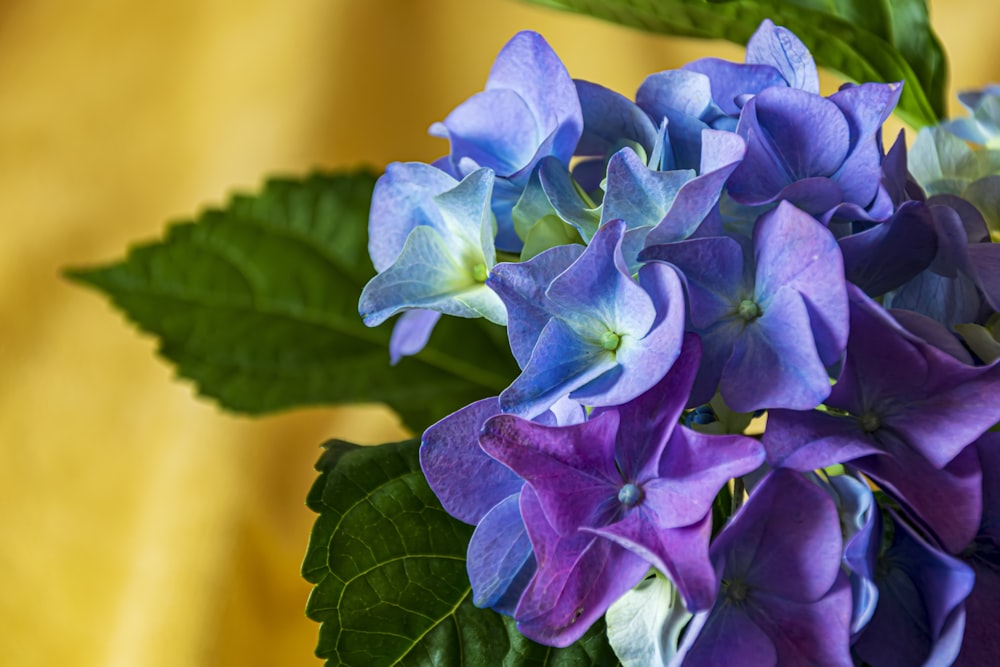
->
[641,201,848,411]
[883,194,1000,329]
[431,31,583,252]
[572,79,660,191]
[943,85,1000,149]
[359,165,506,330]
[634,19,817,172]
[820,473,880,636]
[489,219,686,418]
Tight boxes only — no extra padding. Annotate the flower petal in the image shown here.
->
[368,162,458,272]
[745,19,819,94]
[752,201,848,365]
[480,410,620,535]
[420,397,521,525]
[723,287,831,411]
[601,147,694,231]
[388,309,441,364]
[485,31,582,166]
[714,470,844,603]
[575,79,657,157]
[488,243,584,367]
[591,513,717,612]
[359,225,505,326]
[467,493,536,614]
[499,317,618,418]
[514,486,650,647]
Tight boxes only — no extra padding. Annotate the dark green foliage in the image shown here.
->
[303,438,621,666]
[68,171,519,432]
[521,0,946,128]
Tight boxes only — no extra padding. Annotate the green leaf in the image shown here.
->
[304,438,621,666]
[520,0,946,128]
[709,483,733,538]
[66,170,519,432]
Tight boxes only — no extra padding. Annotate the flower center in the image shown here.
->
[858,411,881,433]
[471,263,489,283]
[617,483,642,507]
[600,331,622,351]
[738,299,761,321]
[724,579,750,604]
[962,535,1000,566]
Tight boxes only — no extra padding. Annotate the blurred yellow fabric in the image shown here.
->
[1,1,997,665]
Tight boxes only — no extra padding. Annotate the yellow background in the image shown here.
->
[1,1,997,665]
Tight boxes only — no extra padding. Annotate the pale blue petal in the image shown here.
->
[388,309,441,364]
[601,146,694,230]
[359,225,505,326]
[545,220,656,337]
[537,156,601,242]
[368,162,458,272]
[637,69,720,125]
[485,31,582,165]
[467,494,536,614]
[684,58,786,116]
[745,19,820,93]
[432,167,497,265]
[487,244,584,367]
[499,318,617,418]
[439,89,540,175]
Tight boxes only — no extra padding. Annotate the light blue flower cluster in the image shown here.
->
[361,22,1000,665]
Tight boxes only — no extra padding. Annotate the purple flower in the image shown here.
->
[641,200,848,411]
[832,132,940,299]
[727,82,901,222]
[431,31,583,252]
[489,219,686,418]
[765,288,1000,552]
[420,397,531,614]
[480,336,765,646]
[885,193,1000,328]
[671,469,853,667]
[837,201,938,298]
[851,507,974,667]
[635,20,818,169]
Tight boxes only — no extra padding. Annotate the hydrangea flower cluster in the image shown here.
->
[360,22,1000,666]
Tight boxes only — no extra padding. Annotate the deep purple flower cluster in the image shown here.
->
[361,21,1000,665]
